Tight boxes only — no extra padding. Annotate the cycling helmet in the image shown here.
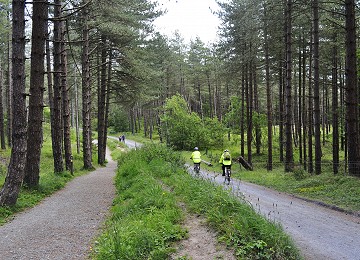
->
[194,147,199,151]
[224,149,229,152]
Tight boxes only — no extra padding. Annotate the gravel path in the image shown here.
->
[194,168,360,260]
[0,150,116,260]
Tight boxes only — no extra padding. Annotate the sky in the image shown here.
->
[152,0,222,44]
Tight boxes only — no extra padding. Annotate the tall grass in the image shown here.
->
[93,144,301,259]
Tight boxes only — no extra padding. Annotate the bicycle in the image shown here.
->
[194,163,200,175]
[224,166,231,185]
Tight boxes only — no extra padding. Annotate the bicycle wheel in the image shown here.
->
[225,167,231,184]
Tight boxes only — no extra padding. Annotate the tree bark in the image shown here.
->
[0,0,27,206]
[52,0,64,173]
[97,36,107,165]
[24,0,47,187]
[345,0,359,176]
[284,0,294,172]
[0,62,6,149]
[264,2,272,171]
[81,1,93,169]
[332,30,339,174]
[313,0,322,175]
[61,19,72,172]
[6,11,12,148]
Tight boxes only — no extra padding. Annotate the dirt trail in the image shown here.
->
[195,168,360,260]
[0,149,116,260]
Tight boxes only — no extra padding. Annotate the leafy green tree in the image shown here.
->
[161,94,224,150]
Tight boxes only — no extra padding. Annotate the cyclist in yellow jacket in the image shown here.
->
[219,149,232,176]
[190,147,201,172]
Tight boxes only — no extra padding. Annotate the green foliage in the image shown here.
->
[161,94,224,150]
[108,106,130,132]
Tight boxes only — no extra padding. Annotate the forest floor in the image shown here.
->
[0,141,359,259]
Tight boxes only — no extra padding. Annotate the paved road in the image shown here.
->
[189,167,360,260]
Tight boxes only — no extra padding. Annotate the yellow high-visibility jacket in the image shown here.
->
[219,152,232,166]
[190,151,201,163]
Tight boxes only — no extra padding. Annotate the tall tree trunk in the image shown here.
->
[264,2,272,171]
[298,37,303,165]
[284,0,294,172]
[206,71,213,118]
[253,63,261,155]
[52,0,64,173]
[246,55,253,165]
[332,30,339,174]
[345,0,359,176]
[6,10,12,148]
[81,1,93,169]
[279,60,284,162]
[0,62,6,149]
[308,29,314,174]
[302,37,307,171]
[240,57,245,157]
[46,16,56,161]
[0,0,27,206]
[313,0,322,175]
[102,50,112,161]
[61,19,72,171]
[24,0,47,187]
[74,67,80,154]
[97,36,107,165]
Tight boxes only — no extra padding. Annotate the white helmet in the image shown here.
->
[194,147,199,151]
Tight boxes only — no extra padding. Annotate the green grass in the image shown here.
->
[93,144,301,260]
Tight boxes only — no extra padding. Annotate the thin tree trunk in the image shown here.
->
[102,49,112,162]
[240,57,245,157]
[264,2,272,170]
[247,54,253,165]
[332,29,339,174]
[74,67,80,154]
[279,60,284,163]
[61,19,72,171]
[97,36,107,165]
[6,10,12,148]
[0,62,6,149]
[313,0,321,175]
[82,1,93,169]
[285,0,294,172]
[308,29,314,174]
[298,42,302,164]
[52,0,64,173]
[302,37,307,171]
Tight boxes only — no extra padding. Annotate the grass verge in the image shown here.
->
[93,144,301,260]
